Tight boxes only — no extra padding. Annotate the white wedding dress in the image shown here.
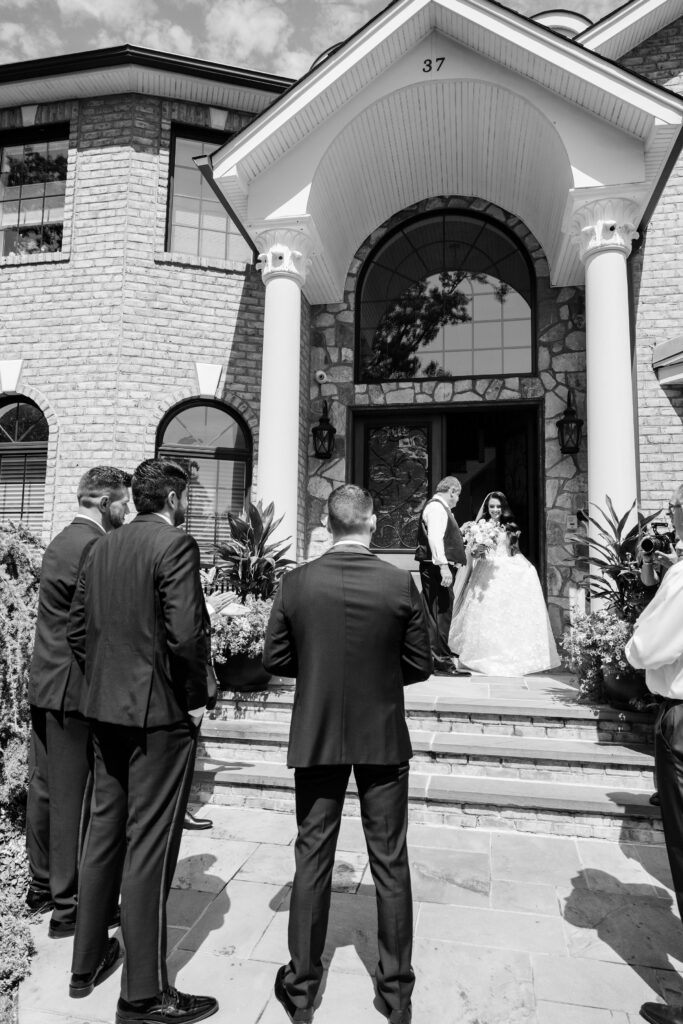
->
[449,528,560,676]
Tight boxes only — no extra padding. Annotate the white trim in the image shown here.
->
[577,0,683,58]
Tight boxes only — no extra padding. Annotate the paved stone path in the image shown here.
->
[19,804,683,1024]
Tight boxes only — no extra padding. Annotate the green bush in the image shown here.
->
[0,521,43,734]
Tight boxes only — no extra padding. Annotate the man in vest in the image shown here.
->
[414,476,470,676]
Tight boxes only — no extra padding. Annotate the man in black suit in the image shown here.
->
[414,476,470,676]
[263,484,432,1024]
[66,459,217,1024]
[26,466,131,927]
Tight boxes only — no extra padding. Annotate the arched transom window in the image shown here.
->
[357,212,534,382]
[0,398,48,532]
[157,401,252,562]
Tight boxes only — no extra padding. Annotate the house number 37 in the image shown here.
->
[422,58,445,71]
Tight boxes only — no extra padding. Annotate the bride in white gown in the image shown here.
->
[449,491,560,676]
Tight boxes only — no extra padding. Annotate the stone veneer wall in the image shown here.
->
[305,196,588,635]
[620,18,683,515]
[0,94,266,537]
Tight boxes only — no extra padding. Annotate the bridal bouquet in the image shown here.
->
[461,518,498,559]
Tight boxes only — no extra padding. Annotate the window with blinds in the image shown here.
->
[157,401,252,564]
[0,399,48,532]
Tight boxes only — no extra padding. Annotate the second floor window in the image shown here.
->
[167,129,252,264]
[0,125,68,256]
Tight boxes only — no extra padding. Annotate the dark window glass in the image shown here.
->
[366,423,430,549]
[158,402,252,563]
[0,400,48,531]
[357,213,533,382]
[167,131,251,263]
[0,129,68,256]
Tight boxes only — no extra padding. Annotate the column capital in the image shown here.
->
[570,198,640,263]
[253,223,316,286]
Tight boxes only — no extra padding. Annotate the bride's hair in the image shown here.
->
[481,491,521,554]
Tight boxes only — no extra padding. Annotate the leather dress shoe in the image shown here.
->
[650,792,661,806]
[274,965,314,1023]
[69,936,121,998]
[115,986,218,1023]
[433,662,471,677]
[50,905,121,938]
[26,887,53,914]
[183,810,213,830]
[641,1003,683,1024]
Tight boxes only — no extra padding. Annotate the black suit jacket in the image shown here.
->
[262,546,433,767]
[67,514,209,728]
[29,517,105,713]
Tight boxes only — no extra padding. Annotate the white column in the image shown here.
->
[571,199,639,522]
[254,226,314,550]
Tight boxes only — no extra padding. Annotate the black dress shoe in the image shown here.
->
[641,1003,683,1024]
[274,965,314,1023]
[69,937,121,998]
[183,810,213,830]
[433,662,471,677]
[26,887,53,914]
[115,986,218,1023]
[650,792,661,806]
[50,905,121,938]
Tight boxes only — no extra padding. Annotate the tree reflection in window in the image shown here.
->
[357,213,533,382]
[367,424,429,549]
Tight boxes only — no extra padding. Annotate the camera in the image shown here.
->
[638,525,675,587]
[314,370,328,384]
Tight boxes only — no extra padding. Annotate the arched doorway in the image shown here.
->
[0,397,49,533]
[157,400,252,563]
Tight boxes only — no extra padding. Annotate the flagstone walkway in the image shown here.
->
[18,802,683,1024]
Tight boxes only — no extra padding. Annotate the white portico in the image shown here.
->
[207,0,683,545]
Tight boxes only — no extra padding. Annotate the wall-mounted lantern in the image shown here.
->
[557,388,583,455]
[312,400,336,459]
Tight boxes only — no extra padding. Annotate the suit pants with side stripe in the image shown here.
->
[284,762,414,1017]
[71,719,197,1001]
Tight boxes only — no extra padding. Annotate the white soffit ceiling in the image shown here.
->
[577,0,683,60]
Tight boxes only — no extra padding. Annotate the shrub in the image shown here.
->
[0,522,43,733]
[211,597,273,661]
[215,501,293,602]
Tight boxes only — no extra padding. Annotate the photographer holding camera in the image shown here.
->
[627,488,683,1024]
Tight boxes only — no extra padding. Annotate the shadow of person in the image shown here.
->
[166,852,229,981]
[563,868,683,1002]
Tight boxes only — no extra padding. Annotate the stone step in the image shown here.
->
[198,720,655,789]
[190,756,664,844]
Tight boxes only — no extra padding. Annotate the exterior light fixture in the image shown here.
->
[557,388,583,455]
[312,400,336,459]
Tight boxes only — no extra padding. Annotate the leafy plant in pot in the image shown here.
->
[210,501,294,692]
[563,497,664,708]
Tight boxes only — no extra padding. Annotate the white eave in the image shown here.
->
[577,0,683,60]
[0,46,291,116]
[212,0,683,186]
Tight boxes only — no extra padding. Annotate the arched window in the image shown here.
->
[157,401,252,562]
[357,212,534,382]
[0,398,48,532]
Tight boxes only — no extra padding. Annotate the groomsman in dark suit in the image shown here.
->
[66,459,217,1024]
[414,476,470,676]
[26,466,131,927]
[263,484,432,1024]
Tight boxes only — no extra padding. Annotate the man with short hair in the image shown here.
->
[263,484,432,1024]
[627,486,683,1024]
[67,459,217,1024]
[26,466,131,929]
[414,476,470,676]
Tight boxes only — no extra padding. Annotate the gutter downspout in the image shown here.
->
[193,153,259,264]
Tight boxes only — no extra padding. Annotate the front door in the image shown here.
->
[353,401,542,573]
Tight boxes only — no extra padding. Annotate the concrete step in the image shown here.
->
[198,720,655,789]
[190,755,663,844]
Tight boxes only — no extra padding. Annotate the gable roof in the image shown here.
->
[576,0,683,60]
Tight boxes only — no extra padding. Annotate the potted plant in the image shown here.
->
[209,501,294,691]
[561,609,641,708]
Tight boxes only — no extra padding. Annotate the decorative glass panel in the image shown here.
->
[367,424,429,550]
[357,213,533,382]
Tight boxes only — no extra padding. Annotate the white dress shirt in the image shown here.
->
[626,559,683,698]
[422,495,451,566]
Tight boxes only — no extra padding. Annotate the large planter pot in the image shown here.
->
[215,652,271,692]
[602,664,647,710]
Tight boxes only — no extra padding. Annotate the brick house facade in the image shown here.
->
[0,1,682,634]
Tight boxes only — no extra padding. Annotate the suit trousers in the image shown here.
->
[45,710,92,925]
[418,561,454,666]
[26,705,50,895]
[284,762,414,1017]
[72,719,197,1001]
[655,700,683,919]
